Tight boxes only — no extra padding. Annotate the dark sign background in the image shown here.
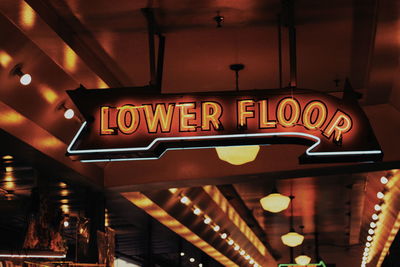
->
[67,87,382,163]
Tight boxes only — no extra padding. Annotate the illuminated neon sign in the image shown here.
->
[66,87,382,163]
[278,261,327,267]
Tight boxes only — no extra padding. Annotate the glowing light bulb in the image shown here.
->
[180,196,190,205]
[362,256,367,261]
[193,208,201,215]
[245,255,250,260]
[377,192,384,199]
[20,73,31,85]
[199,264,203,267]
[64,109,74,119]
[234,245,240,251]
[380,176,388,184]
[366,242,371,247]
[368,229,374,235]
[240,250,245,256]
[227,239,234,245]
[204,217,211,224]
[221,233,227,239]
[374,204,381,211]
[367,236,373,241]
[250,259,255,264]
[180,252,184,256]
[63,220,69,227]
[189,258,195,263]
[370,222,376,228]
[213,225,220,232]
[364,247,370,252]
[372,214,379,220]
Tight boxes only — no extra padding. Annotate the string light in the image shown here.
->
[180,196,190,205]
[377,192,384,199]
[380,176,388,184]
[374,204,381,211]
[64,109,75,119]
[193,207,201,215]
[368,229,374,235]
[175,193,261,266]
[372,214,379,220]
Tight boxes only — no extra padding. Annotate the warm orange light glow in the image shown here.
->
[4,181,15,190]
[117,105,140,134]
[201,102,222,130]
[61,204,69,213]
[215,145,260,165]
[323,110,352,142]
[237,100,255,127]
[4,174,14,182]
[179,103,196,131]
[260,193,290,213]
[259,100,276,128]
[168,188,178,194]
[60,190,69,197]
[0,110,25,125]
[97,78,108,89]
[0,51,12,68]
[19,2,36,29]
[63,45,77,72]
[277,98,300,127]
[143,104,175,133]
[302,101,327,130]
[2,155,13,160]
[295,255,312,265]
[100,107,116,135]
[281,231,304,247]
[39,85,59,104]
[5,167,13,172]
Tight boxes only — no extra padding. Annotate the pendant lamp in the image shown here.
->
[260,183,290,213]
[281,195,304,247]
[294,226,311,265]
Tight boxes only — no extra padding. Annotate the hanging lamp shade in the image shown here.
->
[260,193,290,213]
[295,255,311,265]
[215,145,260,165]
[281,231,304,247]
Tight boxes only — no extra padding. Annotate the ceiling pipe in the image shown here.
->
[283,0,297,88]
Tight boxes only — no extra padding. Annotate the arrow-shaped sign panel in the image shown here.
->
[66,87,382,163]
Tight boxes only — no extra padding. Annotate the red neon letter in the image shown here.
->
[276,98,300,127]
[117,105,140,134]
[179,103,197,132]
[323,110,352,142]
[201,101,222,131]
[143,104,175,133]
[302,101,327,130]
[100,106,116,135]
[259,99,276,128]
[238,100,255,127]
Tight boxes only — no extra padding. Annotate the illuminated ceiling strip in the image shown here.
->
[281,262,326,267]
[203,186,267,257]
[122,192,239,267]
[377,212,400,266]
[70,121,382,161]
[0,254,66,258]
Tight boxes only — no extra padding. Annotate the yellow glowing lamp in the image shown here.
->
[281,231,304,247]
[260,193,290,213]
[295,255,311,265]
[215,145,260,165]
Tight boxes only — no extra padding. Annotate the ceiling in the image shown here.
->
[0,0,399,266]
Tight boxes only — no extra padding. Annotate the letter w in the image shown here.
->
[143,104,175,133]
